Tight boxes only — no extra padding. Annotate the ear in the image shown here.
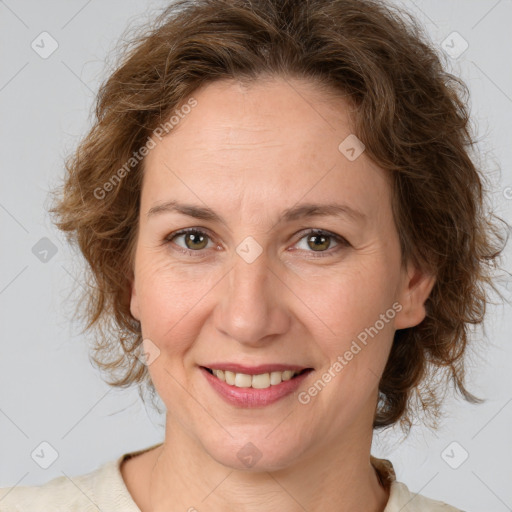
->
[130,279,141,322]
[394,258,436,330]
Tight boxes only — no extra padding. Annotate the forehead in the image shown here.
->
[141,77,390,224]
[150,77,356,157]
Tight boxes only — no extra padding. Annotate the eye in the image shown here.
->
[163,227,350,258]
[292,229,349,257]
[164,228,215,255]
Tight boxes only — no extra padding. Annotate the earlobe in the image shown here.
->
[130,282,141,322]
[394,260,436,330]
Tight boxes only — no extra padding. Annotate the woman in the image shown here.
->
[0,0,508,510]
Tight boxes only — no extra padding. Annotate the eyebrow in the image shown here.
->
[146,200,366,225]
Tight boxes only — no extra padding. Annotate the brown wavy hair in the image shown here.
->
[49,0,509,431]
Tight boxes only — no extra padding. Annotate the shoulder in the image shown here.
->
[0,456,136,512]
[372,457,464,512]
[0,464,106,512]
[386,480,464,511]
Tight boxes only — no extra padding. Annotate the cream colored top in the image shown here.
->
[0,443,462,511]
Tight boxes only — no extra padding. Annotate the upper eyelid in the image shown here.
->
[165,227,216,244]
[167,227,347,249]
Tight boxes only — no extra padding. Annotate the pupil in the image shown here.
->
[308,234,329,251]
[186,232,207,250]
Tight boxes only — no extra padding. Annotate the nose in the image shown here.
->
[213,245,290,347]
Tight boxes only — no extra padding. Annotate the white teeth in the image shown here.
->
[210,368,304,389]
[270,371,282,385]
[251,373,270,389]
[282,370,294,381]
[224,370,235,385]
[234,373,252,388]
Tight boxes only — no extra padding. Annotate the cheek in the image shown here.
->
[305,259,398,345]
[300,257,399,409]
[134,258,206,407]
[134,253,220,354]
[136,250,198,312]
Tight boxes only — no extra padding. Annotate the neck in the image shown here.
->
[147,414,389,512]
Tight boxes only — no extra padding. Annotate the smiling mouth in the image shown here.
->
[202,366,313,389]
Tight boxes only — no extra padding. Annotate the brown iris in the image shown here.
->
[307,232,331,251]
[184,231,209,250]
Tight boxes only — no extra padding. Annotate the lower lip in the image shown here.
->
[201,367,313,408]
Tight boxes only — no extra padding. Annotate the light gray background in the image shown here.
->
[1,1,511,510]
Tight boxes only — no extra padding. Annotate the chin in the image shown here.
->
[200,428,307,472]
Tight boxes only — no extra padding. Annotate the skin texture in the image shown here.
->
[125,76,436,512]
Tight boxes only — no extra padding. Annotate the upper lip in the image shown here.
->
[201,363,312,375]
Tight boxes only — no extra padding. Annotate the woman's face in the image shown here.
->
[130,77,434,469]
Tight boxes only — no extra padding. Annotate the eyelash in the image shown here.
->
[163,227,350,259]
